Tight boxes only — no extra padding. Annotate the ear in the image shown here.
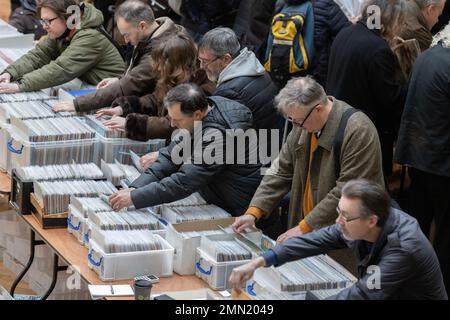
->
[193,110,204,121]
[139,21,147,30]
[423,5,433,17]
[223,53,233,65]
[368,215,379,228]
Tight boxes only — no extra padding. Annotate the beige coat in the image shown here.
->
[249,97,385,230]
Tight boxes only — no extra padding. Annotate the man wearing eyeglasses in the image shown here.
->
[0,0,125,94]
[232,76,385,269]
[230,179,448,300]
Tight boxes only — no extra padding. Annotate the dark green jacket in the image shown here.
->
[4,3,125,91]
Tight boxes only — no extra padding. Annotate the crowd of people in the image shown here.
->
[1,0,449,299]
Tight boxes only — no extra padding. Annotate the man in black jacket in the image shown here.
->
[394,25,450,293]
[230,179,448,300]
[326,0,407,175]
[108,83,262,216]
[198,27,284,156]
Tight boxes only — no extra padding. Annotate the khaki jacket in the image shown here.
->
[249,97,385,231]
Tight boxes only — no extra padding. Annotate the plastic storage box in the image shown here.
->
[166,218,261,275]
[87,235,174,281]
[8,132,98,169]
[0,123,10,172]
[97,136,165,165]
[195,248,251,291]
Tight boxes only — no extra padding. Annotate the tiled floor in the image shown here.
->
[0,261,36,295]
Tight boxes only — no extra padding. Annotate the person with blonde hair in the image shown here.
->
[395,22,450,294]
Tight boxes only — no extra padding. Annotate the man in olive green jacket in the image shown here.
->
[0,2,125,93]
[233,77,385,246]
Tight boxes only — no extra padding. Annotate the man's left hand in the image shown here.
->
[276,226,303,243]
[109,188,134,211]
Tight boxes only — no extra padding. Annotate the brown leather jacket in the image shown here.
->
[124,69,216,141]
[74,17,183,113]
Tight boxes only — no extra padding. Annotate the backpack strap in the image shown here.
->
[333,108,360,180]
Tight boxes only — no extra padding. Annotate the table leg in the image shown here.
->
[9,229,45,297]
[41,254,68,300]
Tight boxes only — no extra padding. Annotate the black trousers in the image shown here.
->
[407,167,450,293]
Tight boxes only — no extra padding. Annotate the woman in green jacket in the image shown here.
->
[0,0,125,93]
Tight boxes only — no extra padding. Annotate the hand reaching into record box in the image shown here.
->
[109,188,135,211]
[0,83,20,94]
[103,115,126,130]
[53,100,76,113]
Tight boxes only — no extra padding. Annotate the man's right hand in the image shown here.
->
[0,73,11,83]
[96,106,123,118]
[140,152,159,171]
[232,214,256,234]
[96,77,119,90]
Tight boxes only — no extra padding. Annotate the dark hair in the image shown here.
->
[150,32,198,104]
[37,0,80,19]
[115,0,155,26]
[341,179,390,227]
[164,83,208,115]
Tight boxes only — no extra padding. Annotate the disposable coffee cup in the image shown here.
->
[134,279,152,300]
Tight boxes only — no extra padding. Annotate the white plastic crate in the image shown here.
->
[90,224,166,249]
[252,255,358,294]
[8,133,98,169]
[195,248,251,291]
[87,236,174,281]
[166,218,261,275]
[97,136,165,165]
[67,205,89,246]
[0,123,11,172]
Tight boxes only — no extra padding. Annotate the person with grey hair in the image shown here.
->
[400,0,445,51]
[198,28,284,165]
[232,77,385,270]
[230,179,448,300]
[53,0,183,113]
[393,0,446,81]
[326,0,408,177]
[394,22,450,293]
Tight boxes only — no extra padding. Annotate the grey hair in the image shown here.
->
[198,27,241,57]
[432,22,450,48]
[115,0,155,26]
[274,76,328,114]
[341,179,390,227]
[414,0,442,9]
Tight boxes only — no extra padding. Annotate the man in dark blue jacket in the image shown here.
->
[109,83,262,216]
[230,179,448,300]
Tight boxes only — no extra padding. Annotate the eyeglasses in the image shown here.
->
[336,206,362,223]
[39,16,59,26]
[198,55,222,67]
[285,103,320,128]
